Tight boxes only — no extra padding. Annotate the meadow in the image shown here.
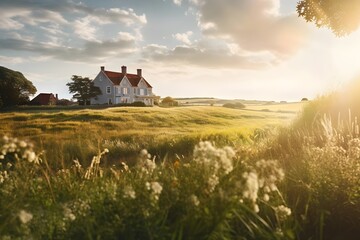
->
[0,104,301,167]
[0,100,359,239]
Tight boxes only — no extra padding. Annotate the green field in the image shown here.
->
[0,105,301,166]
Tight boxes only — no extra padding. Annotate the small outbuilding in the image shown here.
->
[30,93,58,105]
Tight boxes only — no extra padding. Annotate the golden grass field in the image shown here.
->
[0,103,304,166]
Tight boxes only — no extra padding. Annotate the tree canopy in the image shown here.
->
[66,75,101,105]
[297,0,360,36]
[161,96,178,106]
[0,66,37,108]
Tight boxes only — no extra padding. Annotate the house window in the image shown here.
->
[148,89,152,95]
[106,86,111,94]
[140,89,144,96]
[133,88,136,94]
[123,87,128,95]
[117,87,121,94]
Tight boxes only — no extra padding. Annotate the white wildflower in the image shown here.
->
[190,194,200,206]
[254,204,260,213]
[275,205,292,221]
[0,171,8,183]
[207,174,219,193]
[242,172,259,203]
[19,141,27,148]
[193,141,235,175]
[147,181,163,201]
[150,181,163,195]
[63,207,76,221]
[3,136,9,143]
[124,186,136,199]
[18,210,33,224]
[121,161,129,171]
[263,194,270,202]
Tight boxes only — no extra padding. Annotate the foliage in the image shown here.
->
[161,96,179,106]
[66,75,101,105]
[0,138,292,239]
[297,0,360,36]
[0,66,37,107]
[223,102,246,109]
[56,98,74,106]
[130,101,146,107]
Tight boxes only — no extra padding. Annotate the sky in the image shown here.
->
[1,0,360,102]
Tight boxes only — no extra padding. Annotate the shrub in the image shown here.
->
[131,101,146,107]
[161,96,178,106]
[223,102,246,109]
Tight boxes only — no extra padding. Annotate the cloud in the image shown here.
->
[0,1,147,28]
[0,0,147,62]
[73,16,99,42]
[0,34,137,63]
[172,31,193,45]
[142,41,275,69]
[143,0,309,69]
[195,0,309,57]
[0,55,24,64]
[173,0,183,6]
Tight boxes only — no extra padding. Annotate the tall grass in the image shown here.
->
[0,138,293,239]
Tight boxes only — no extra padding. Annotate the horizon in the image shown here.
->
[1,0,360,102]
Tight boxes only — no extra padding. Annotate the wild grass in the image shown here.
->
[0,106,295,167]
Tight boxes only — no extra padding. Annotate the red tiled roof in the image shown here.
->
[30,93,57,105]
[103,70,152,88]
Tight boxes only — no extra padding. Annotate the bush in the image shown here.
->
[161,97,178,106]
[131,101,146,107]
[223,102,246,109]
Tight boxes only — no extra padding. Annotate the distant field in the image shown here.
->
[0,105,304,166]
[245,102,305,113]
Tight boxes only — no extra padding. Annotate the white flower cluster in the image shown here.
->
[193,141,236,194]
[194,141,235,175]
[63,206,76,221]
[138,149,156,174]
[123,185,136,199]
[18,210,33,224]
[0,170,9,184]
[146,181,163,201]
[0,136,40,165]
[242,159,286,213]
[274,205,292,221]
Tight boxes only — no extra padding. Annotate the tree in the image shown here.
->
[161,96,178,106]
[0,66,37,108]
[66,75,101,105]
[297,0,360,36]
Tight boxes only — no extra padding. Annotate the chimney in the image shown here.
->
[137,69,142,77]
[55,94,58,100]
[121,65,127,74]
[100,66,105,71]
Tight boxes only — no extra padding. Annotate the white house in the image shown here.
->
[91,66,159,105]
